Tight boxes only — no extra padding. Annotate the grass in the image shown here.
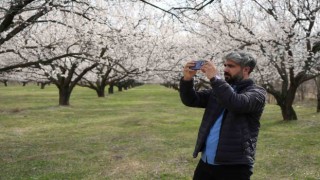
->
[0,84,319,179]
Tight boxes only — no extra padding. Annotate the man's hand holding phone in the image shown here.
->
[183,60,206,81]
[183,61,198,81]
[200,61,217,80]
[183,60,217,81]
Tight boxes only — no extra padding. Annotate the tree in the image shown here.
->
[3,1,105,105]
[1,0,151,105]
[0,0,166,72]
[24,25,100,105]
[78,58,139,97]
[186,0,320,120]
[76,2,166,97]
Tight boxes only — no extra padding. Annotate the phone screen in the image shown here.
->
[190,60,205,70]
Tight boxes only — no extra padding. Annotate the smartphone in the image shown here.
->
[190,60,205,70]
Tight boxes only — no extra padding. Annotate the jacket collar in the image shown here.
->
[232,78,254,92]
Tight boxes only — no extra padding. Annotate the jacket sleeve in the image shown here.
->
[211,78,266,114]
[179,77,211,108]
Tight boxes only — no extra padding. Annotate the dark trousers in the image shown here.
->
[193,160,253,180]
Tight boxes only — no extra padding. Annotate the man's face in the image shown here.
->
[223,60,244,84]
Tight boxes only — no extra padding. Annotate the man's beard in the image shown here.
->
[224,72,244,84]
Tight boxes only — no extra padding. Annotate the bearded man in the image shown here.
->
[179,51,267,180]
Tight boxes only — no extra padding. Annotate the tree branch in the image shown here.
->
[0,53,88,72]
[0,0,36,33]
[138,0,182,22]
[171,0,217,12]
[0,4,50,46]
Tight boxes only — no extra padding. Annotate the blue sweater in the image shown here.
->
[201,111,224,164]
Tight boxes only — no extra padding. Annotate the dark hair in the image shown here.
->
[223,51,257,73]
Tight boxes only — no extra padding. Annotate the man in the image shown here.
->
[179,51,267,180]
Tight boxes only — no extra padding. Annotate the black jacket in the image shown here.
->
[179,77,266,165]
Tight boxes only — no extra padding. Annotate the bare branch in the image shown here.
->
[0,53,89,72]
[171,0,217,12]
[138,0,182,22]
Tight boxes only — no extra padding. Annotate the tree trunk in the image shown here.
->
[59,87,71,106]
[96,86,106,97]
[40,82,46,89]
[279,104,298,120]
[317,93,320,113]
[271,86,298,120]
[4,80,8,86]
[315,77,320,113]
[108,84,114,94]
[118,86,123,92]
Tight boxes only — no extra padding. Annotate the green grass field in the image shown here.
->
[0,84,319,179]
